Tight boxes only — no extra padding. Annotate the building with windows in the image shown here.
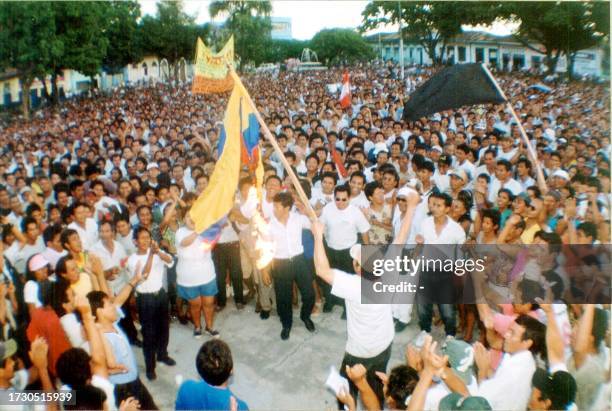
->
[368,30,606,78]
[0,55,193,109]
[271,17,292,40]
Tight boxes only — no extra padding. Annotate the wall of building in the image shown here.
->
[372,34,605,78]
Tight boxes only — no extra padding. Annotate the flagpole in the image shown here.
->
[228,69,319,221]
[481,64,548,194]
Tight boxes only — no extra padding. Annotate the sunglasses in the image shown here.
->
[335,197,348,202]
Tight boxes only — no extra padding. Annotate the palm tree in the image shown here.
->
[209,0,273,70]
[209,1,272,22]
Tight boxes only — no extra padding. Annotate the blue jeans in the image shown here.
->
[418,304,456,336]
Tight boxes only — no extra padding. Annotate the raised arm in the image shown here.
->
[345,364,380,411]
[539,304,565,366]
[393,190,419,245]
[312,220,334,285]
[573,304,595,369]
[75,295,108,378]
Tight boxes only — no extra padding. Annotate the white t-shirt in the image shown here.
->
[488,177,523,203]
[349,192,370,209]
[331,269,393,358]
[175,227,216,287]
[418,216,466,245]
[90,240,129,296]
[41,247,67,271]
[310,187,334,208]
[321,203,371,250]
[60,312,88,350]
[68,218,99,251]
[24,280,42,308]
[12,237,45,275]
[126,252,173,294]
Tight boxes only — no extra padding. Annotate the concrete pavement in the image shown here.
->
[135,303,431,410]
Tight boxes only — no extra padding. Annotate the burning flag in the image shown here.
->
[190,74,263,247]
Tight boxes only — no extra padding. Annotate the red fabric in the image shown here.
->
[339,72,351,109]
[27,307,71,377]
[329,145,347,178]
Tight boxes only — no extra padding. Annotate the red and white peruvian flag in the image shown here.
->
[339,71,351,109]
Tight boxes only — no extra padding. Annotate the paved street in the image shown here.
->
[135,302,425,410]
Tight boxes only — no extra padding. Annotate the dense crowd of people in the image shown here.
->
[0,60,609,410]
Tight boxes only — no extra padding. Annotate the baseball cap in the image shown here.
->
[552,169,570,181]
[439,393,492,411]
[0,339,17,361]
[449,169,468,183]
[531,368,577,410]
[438,155,452,166]
[442,339,475,384]
[146,162,159,171]
[516,192,532,206]
[28,254,50,272]
[396,186,416,200]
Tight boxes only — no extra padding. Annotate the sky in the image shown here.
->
[138,0,517,40]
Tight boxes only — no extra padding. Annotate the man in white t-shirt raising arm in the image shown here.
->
[312,188,419,407]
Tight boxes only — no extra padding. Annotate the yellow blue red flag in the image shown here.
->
[189,78,263,245]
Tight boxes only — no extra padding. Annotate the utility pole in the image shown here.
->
[398,1,404,80]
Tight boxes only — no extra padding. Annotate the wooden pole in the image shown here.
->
[228,69,319,221]
[481,64,548,194]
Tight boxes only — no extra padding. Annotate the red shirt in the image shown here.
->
[27,307,71,376]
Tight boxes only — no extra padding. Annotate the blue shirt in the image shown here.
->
[176,380,248,411]
[106,308,139,385]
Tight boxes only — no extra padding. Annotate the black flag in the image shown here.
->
[403,63,507,122]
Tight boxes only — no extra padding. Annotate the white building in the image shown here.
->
[369,30,606,78]
[1,55,198,108]
[271,17,292,40]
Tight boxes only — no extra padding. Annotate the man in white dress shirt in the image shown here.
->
[265,192,315,340]
[126,226,176,381]
[474,315,545,411]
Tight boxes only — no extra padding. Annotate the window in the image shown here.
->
[489,49,498,66]
[458,46,466,62]
[447,46,455,64]
[475,48,484,63]
[142,62,148,76]
[513,54,525,69]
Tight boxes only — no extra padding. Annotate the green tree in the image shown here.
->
[0,2,56,119]
[311,28,375,65]
[137,1,205,82]
[361,1,499,65]
[209,0,272,69]
[265,39,310,63]
[502,1,608,77]
[102,1,142,75]
[40,2,110,105]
